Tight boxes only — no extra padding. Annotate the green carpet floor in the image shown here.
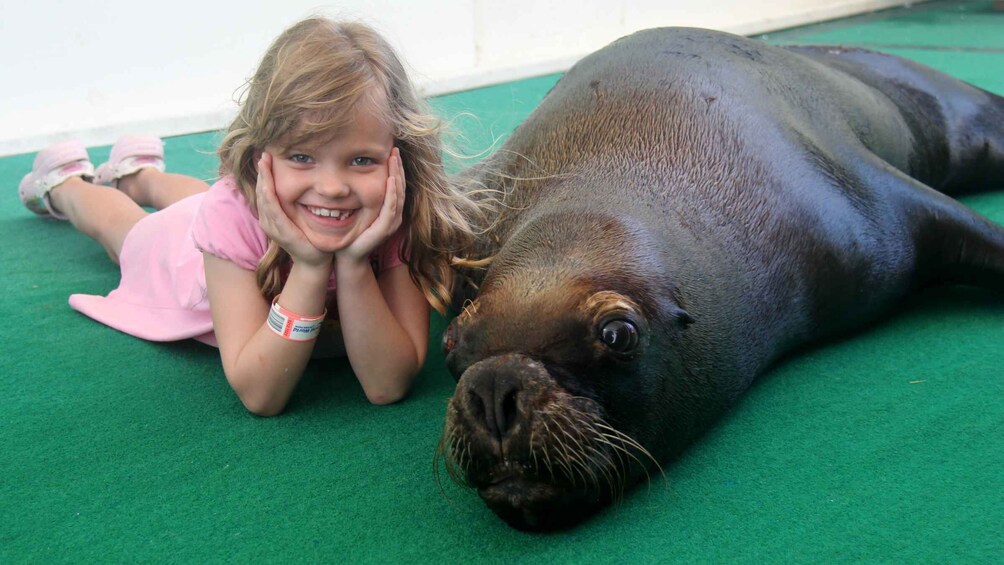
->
[2,1,1002,562]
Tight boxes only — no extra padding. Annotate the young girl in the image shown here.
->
[17,17,488,416]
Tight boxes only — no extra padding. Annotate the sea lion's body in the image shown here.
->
[440,28,1004,530]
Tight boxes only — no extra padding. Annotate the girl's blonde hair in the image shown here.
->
[218,17,491,313]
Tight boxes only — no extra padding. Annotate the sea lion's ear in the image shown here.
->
[669,304,694,326]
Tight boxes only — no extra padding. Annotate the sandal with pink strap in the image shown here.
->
[94,135,165,188]
[18,140,95,220]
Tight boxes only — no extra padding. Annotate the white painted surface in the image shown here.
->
[0,0,914,156]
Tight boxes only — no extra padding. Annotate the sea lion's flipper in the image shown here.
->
[865,157,1004,290]
[792,45,1004,196]
[796,45,1004,289]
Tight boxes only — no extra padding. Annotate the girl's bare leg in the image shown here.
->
[118,168,210,210]
[48,177,147,264]
[45,168,209,263]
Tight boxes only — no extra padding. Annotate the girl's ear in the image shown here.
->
[253,150,264,172]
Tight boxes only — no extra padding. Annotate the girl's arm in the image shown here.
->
[204,152,335,416]
[335,259,429,404]
[333,147,429,403]
[204,252,331,416]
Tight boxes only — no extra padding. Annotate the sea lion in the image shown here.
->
[437,27,1004,531]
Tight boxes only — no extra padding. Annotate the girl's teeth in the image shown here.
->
[309,207,352,220]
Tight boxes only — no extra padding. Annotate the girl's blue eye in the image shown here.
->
[290,154,312,164]
[351,157,375,167]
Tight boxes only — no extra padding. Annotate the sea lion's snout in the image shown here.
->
[448,354,552,464]
[456,355,533,446]
[441,353,631,530]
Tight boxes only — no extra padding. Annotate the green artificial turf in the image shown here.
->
[2,1,1002,562]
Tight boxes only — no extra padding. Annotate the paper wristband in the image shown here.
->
[267,298,326,341]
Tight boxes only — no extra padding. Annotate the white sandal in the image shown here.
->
[18,140,95,220]
[94,135,165,188]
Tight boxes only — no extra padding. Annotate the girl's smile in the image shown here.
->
[306,206,354,221]
[265,101,395,253]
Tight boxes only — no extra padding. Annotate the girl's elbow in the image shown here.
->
[365,386,408,406]
[228,374,288,417]
[363,369,417,405]
[241,396,286,417]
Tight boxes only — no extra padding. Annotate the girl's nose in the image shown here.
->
[316,169,350,198]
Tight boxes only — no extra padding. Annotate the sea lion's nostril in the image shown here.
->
[465,372,522,443]
[498,385,520,439]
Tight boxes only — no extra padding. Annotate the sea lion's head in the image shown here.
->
[439,210,695,530]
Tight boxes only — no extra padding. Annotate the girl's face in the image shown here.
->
[265,103,395,254]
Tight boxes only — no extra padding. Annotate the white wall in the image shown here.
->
[0,0,914,156]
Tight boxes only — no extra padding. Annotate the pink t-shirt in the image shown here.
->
[69,176,405,346]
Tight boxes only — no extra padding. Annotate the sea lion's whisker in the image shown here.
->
[557,411,611,488]
[542,419,583,487]
[554,423,600,488]
[555,405,632,496]
[580,438,622,500]
[591,431,654,487]
[546,411,590,485]
[590,421,667,483]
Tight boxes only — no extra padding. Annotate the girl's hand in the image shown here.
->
[256,152,332,268]
[337,147,406,264]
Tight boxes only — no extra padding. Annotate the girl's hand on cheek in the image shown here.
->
[337,147,406,265]
[256,152,332,269]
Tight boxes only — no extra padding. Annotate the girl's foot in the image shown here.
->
[18,140,95,220]
[94,135,165,189]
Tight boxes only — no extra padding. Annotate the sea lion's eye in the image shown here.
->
[599,319,639,352]
[442,320,459,354]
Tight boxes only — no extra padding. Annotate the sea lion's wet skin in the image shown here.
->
[440,28,1004,531]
